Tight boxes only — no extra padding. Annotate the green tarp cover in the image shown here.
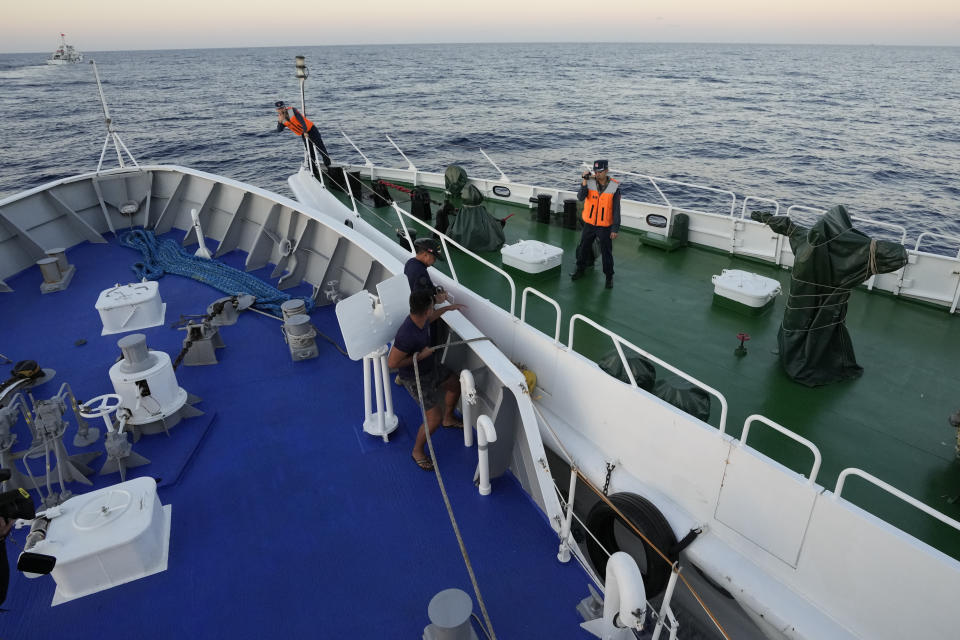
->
[598,352,656,391]
[444,165,469,199]
[448,184,505,252]
[653,379,711,422]
[763,204,908,386]
[599,351,710,420]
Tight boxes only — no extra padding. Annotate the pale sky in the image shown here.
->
[2,0,958,52]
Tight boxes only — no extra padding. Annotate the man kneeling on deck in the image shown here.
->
[388,290,467,471]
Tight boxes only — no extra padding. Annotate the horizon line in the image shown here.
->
[4,39,960,55]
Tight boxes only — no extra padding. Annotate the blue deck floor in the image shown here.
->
[0,236,593,638]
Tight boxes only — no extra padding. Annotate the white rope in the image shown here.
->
[411,337,496,640]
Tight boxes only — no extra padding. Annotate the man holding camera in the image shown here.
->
[274,100,332,168]
[572,159,621,289]
[404,238,449,305]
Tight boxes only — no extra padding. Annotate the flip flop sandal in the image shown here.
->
[412,455,434,471]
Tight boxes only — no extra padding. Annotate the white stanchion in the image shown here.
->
[476,414,498,496]
[362,345,398,442]
[459,369,477,448]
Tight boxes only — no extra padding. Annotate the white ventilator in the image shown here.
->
[475,414,498,496]
[580,551,647,639]
[335,275,411,442]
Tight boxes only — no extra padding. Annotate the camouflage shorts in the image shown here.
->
[399,364,453,411]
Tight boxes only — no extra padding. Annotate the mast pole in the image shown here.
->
[90,60,124,168]
[294,56,311,170]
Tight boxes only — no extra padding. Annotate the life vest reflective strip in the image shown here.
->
[582,178,619,227]
[281,109,314,136]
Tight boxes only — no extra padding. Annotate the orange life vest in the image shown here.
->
[280,109,314,136]
[581,178,619,227]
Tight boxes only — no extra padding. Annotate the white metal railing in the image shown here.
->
[567,313,729,433]
[388,201,517,316]
[915,231,960,259]
[786,205,908,245]
[520,287,562,343]
[740,414,822,484]
[833,468,960,533]
[740,195,781,218]
[608,168,738,217]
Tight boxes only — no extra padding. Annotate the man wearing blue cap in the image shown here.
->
[404,237,449,305]
[572,159,621,288]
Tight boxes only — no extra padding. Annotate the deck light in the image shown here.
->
[295,55,308,79]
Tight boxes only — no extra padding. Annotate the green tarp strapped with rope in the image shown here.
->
[448,183,505,252]
[757,205,908,386]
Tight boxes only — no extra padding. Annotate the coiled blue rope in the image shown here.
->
[119,230,313,318]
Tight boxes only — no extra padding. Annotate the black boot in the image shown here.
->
[571,269,585,281]
[605,275,613,289]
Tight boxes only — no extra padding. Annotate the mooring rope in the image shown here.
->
[411,335,496,640]
[119,229,313,318]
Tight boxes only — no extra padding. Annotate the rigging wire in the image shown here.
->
[411,336,497,640]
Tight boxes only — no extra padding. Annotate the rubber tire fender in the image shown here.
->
[584,492,678,598]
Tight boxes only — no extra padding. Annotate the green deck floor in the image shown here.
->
[344,179,960,561]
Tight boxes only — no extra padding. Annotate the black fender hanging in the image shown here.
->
[584,492,678,598]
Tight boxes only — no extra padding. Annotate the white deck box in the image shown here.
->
[31,477,172,605]
[95,281,166,335]
[500,240,563,274]
[712,269,782,313]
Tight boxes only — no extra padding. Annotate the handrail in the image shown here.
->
[785,205,908,245]
[740,196,780,219]
[608,168,738,217]
[387,202,517,316]
[385,133,416,172]
[339,130,374,167]
[834,468,960,533]
[915,231,960,259]
[567,313,728,433]
[740,414,822,484]
[480,148,510,183]
[520,287,562,343]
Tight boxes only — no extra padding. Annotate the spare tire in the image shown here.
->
[585,492,678,597]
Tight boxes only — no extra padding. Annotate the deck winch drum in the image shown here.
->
[108,334,188,425]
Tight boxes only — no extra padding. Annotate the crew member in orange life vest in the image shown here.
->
[572,159,621,289]
[274,101,331,167]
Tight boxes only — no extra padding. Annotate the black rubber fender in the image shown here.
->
[585,492,678,598]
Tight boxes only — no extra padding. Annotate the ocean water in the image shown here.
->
[1,43,958,250]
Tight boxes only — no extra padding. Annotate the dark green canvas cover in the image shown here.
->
[653,379,711,422]
[761,205,908,386]
[599,350,710,420]
[444,165,469,199]
[448,184,505,252]
[598,351,656,391]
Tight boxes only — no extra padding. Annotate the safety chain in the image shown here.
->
[602,461,616,496]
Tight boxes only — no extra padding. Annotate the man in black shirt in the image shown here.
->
[388,290,466,471]
[404,238,448,304]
